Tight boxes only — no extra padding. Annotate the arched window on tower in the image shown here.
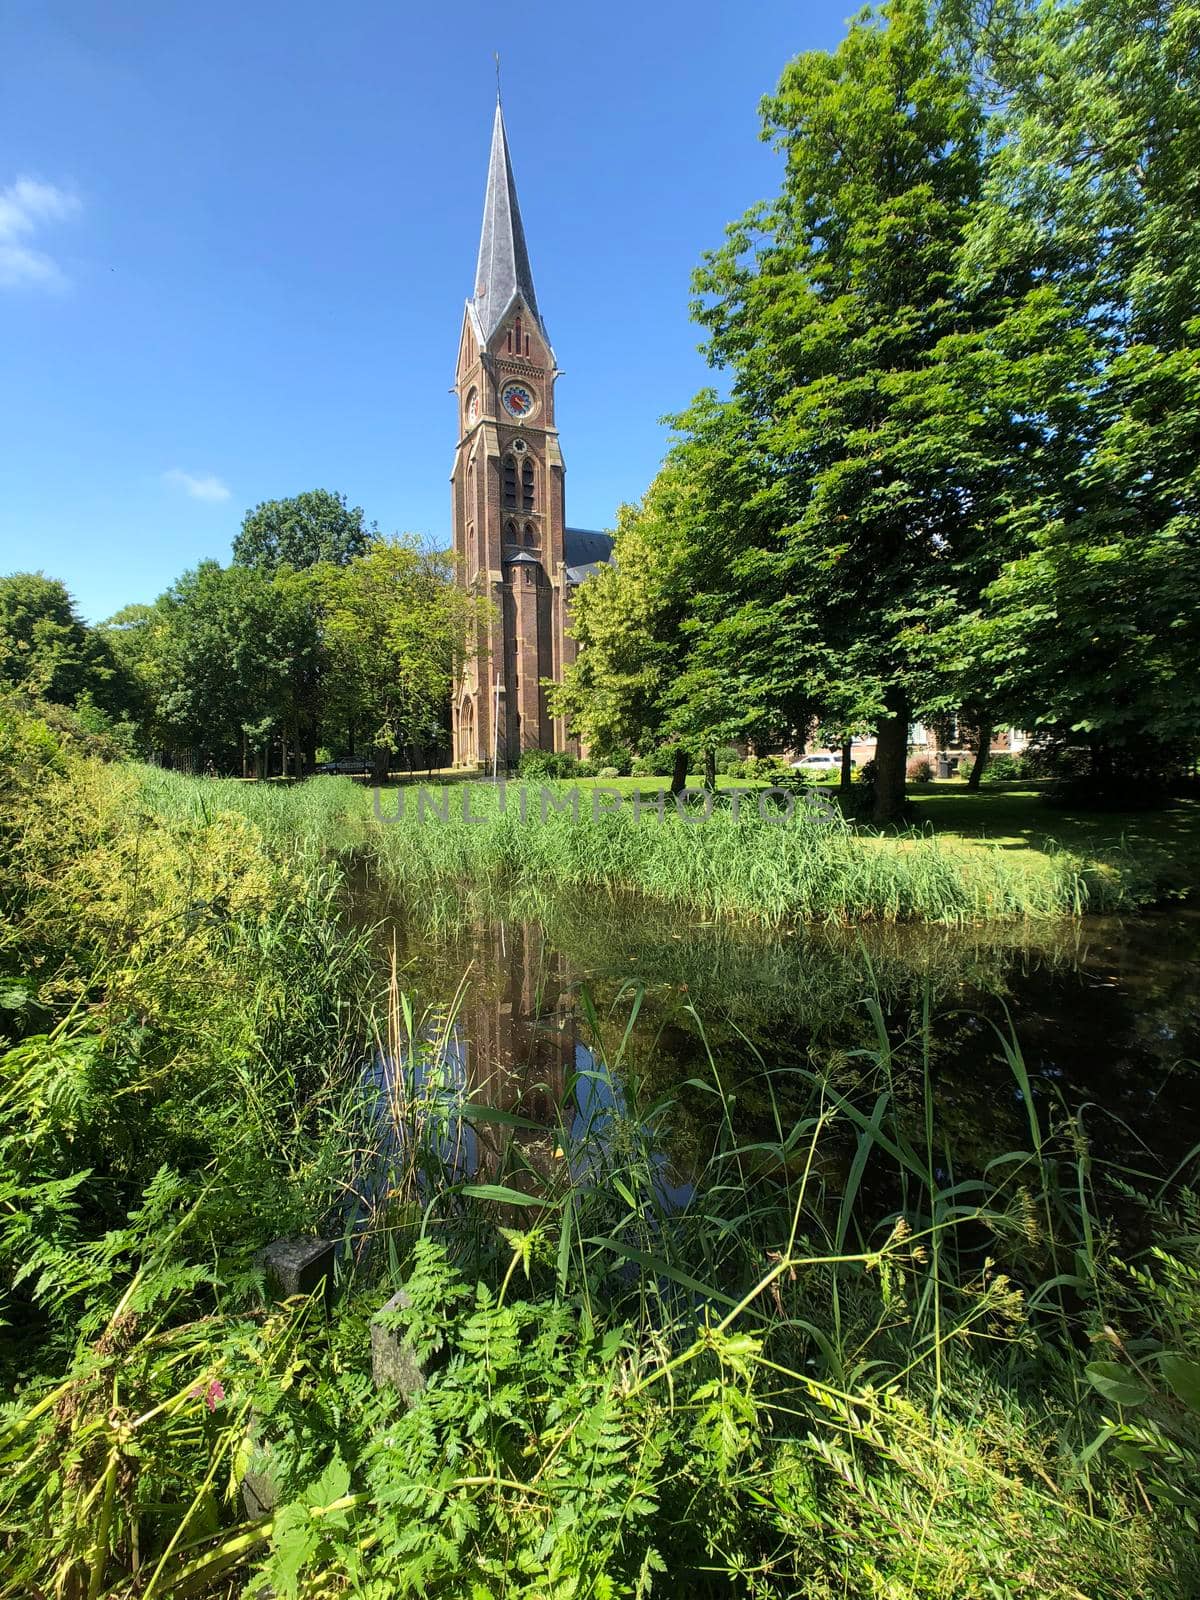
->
[514,316,522,351]
[523,523,535,547]
[521,458,535,512]
[505,520,517,544]
[502,455,517,509]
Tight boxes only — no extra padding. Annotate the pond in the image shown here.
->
[351,872,1200,1211]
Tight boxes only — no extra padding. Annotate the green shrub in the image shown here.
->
[598,765,621,779]
[0,701,67,802]
[518,749,580,779]
[638,745,684,777]
[0,690,136,764]
[1022,741,1091,781]
[591,745,633,776]
[985,752,1024,782]
[743,753,791,783]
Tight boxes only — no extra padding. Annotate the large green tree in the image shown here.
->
[316,537,488,782]
[953,0,1200,777]
[232,489,374,574]
[683,0,1036,819]
[0,572,129,714]
[553,397,810,788]
[149,562,318,775]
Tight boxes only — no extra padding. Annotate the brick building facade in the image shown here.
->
[450,99,611,769]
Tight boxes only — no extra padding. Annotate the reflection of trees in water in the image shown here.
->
[362,887,1200,1187]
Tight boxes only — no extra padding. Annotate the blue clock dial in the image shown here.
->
[501,382,536,419]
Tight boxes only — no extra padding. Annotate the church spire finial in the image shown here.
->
[472,92,541,343]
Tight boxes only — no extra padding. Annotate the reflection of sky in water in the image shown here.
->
[346,1030,692,1230]
[569,1043,694,1211]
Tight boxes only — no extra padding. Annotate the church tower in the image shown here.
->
[451,97,571,768]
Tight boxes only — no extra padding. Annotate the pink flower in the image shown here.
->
[205,1380,225,1411]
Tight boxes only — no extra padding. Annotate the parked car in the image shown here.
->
[315,756,374,776]
[790,752,855,771]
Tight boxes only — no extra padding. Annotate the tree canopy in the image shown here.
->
[316,537,490,782]
[0,573,115,707]
[232,489,374,574]
[556,0,1200,814]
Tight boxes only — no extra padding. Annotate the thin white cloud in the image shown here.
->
[0,177,82,290]
[163,469,232,503]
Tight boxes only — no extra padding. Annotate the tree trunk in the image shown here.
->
[372,746,391,785]
[669,747,689,797]
[241,731,249,780]
[703,746,717,794]
[840,740,854,793]
[871,693,909,824]
[967,721,993,790]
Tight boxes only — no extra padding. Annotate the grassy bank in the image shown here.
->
[140,766,1200,926]
[3,715,1200,1595]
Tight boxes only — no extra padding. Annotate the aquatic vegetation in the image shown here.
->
[131,766,1179,926]
[2,721,1199,1596]
[361,778,1098,925]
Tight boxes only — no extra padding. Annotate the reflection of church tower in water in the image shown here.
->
[450,96,613,769]
[455,921,580,1187]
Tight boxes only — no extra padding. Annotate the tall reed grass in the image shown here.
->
[361,778,1103,924]
[134,767,1164,925]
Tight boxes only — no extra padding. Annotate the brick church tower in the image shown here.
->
[450,97,610,769]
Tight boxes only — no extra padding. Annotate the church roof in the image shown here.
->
[564,526,614,585]
[473,100,541,343]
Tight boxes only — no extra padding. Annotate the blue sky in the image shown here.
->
[1,0,850,622]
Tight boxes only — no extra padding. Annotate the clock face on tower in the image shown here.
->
[501,381,537,419]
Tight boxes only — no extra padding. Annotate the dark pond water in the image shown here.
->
[352,877,1200,1202]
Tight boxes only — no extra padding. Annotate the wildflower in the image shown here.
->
[191,1379,226,1411]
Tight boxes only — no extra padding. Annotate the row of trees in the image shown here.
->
[1,491,487,780]
[552,0,1200,819]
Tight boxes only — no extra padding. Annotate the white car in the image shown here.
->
[790,753,853,771]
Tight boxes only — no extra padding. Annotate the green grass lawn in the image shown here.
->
[565,772,1200,856]
[906,780,1200,866]
[566,773,1200,892]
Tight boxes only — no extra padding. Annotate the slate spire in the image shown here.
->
[472,97,541,342]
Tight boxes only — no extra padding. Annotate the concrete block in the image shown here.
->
[261,1236,337,1303]
[371,1287,427,1403]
